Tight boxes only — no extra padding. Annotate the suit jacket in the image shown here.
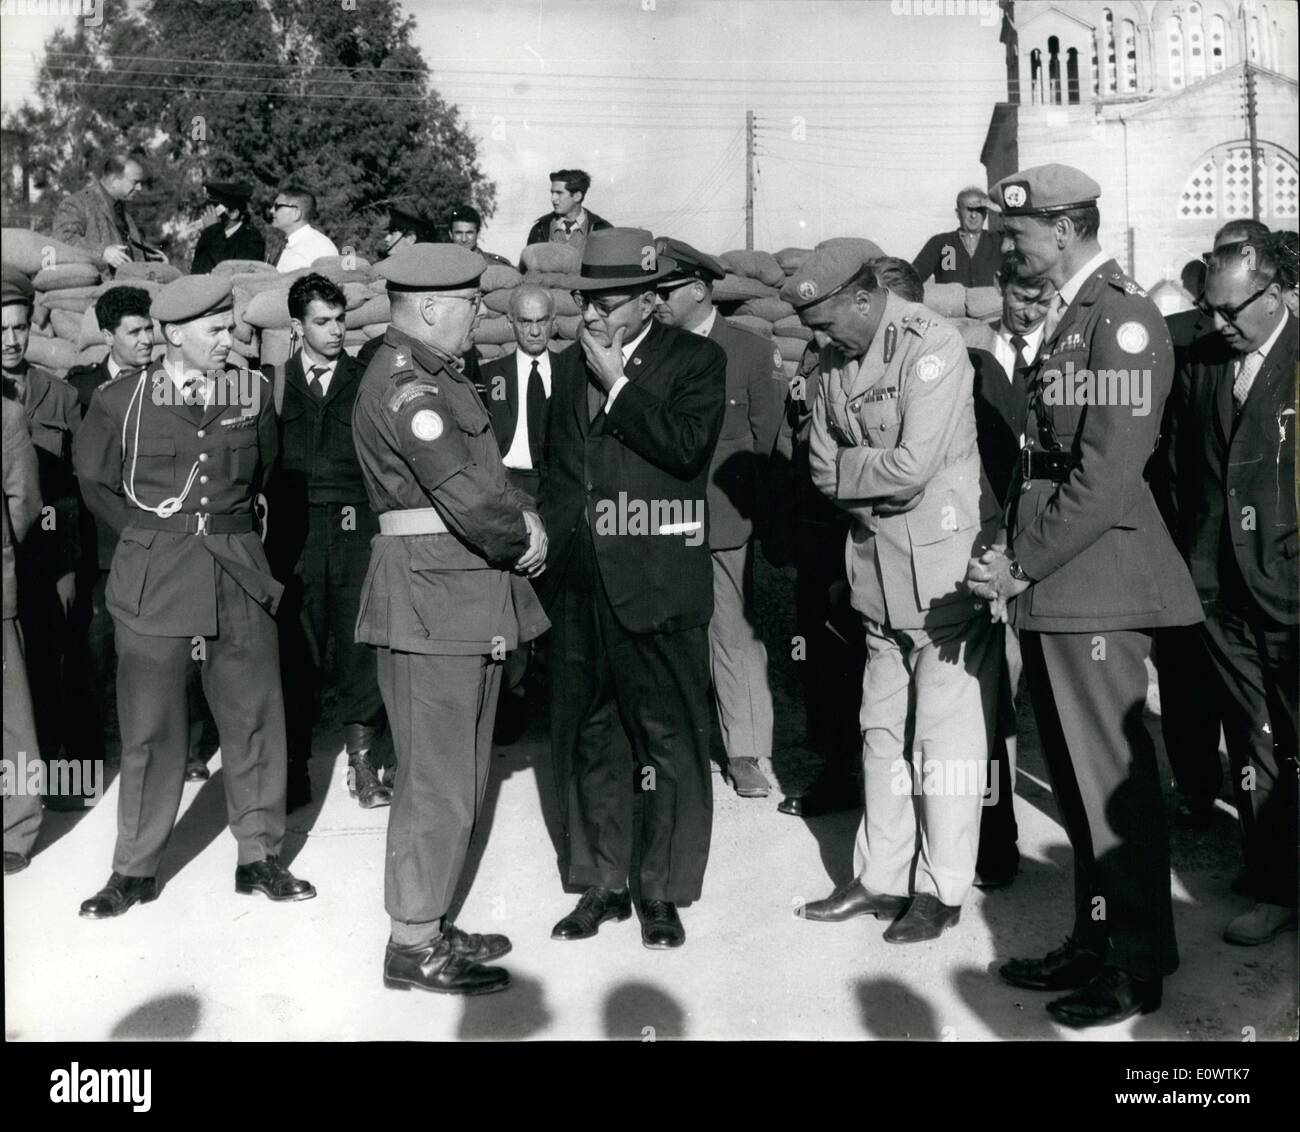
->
[1008,258,1202,632]
[913,229,1000,287]
[52,182,145,263]
[808,290,998,631]
[524,208,612,248]
[73,365,282,637]
[966,324,1030,507]
[1167,313,1297,625]
[2,397,41,620]
[705,316,786,550]
[191,220,267,274]
[537,321,726,634]
[66,358,120,572]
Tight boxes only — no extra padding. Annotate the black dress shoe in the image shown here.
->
[999,937,1103,991]
[5,851,31,875]
[235,856,316,902]
[383,936,510,996]
[184,758,210,782]
[347,755,391,809]
[551,887,632,940]
[974,852,1020,890]
[80,872,158,919]
[445,922,512,963]
[641,900,685,949]
[777,777,860,818]
[883,893,961,943]
[1047,967,1162,1028]
[799,878,908,922]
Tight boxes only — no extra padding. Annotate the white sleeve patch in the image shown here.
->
[410,409,444,441]
[1115,321,1149,354]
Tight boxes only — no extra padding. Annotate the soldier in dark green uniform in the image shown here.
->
[968,165,1203,1027]
[352,244,549,996]
[73,275,315,917]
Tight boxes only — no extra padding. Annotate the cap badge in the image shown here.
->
[798,280,818,300]
[1004,184,1027,208]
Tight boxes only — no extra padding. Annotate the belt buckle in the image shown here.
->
[194,512,211,536]
[1020,447,1033,480]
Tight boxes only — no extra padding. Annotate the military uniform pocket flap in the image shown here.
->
[135,438,176,457]
[905,490,976,546]
[117,525,159,549]
[406,534,491,572]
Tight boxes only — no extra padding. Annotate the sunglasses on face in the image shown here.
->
[654,279,697,301]
[572,291,638,318]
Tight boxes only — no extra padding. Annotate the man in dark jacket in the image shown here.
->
[524,169,611,253]
[913,187,1000,287]
[190,181,266,273]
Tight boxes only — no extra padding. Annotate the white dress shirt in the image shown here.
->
[276,224,340,273]
[503,349,552,470]
[602,320,654,412]
[992,320,1044,381]
[686,308,718,338]
[300,347,338,398]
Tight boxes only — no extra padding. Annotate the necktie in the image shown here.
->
[1232,351,1262,413]
[561,220,575,236]
[308,364,327,401]
[525,358,547,467]
[112,199,131,245]
[1009,333,1030,376]
[183,376,206,423]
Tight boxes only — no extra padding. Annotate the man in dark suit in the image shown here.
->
[2,269,86,810]
[1167,235,1297,946]
[524,169,612,252]
[964,251,1052,889]
[265,274,385,811]
[970,164,1204,1027]
[190,181,266,274]
[651,237,785,799]
[3,395,43,873]
[73,275,314,918]
[64,286,158,779]
[913,187,1000,288]
[540,228,725,950]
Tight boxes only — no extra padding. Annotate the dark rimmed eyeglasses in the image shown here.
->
[571,291,638,318]
[654,279,697,301]
[1195,286,1271,327]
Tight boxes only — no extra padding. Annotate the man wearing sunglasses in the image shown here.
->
[271,186,339,274]
[650,238,785,801]
[539,228,725,951]
[1166,235,1297,948]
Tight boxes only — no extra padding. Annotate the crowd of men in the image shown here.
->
[2,156,1297,1030]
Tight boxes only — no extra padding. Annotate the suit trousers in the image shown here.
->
[1020,628,1178,978]
[62,569,113,763]
[112,568,288,876]
[977,625,1022,870]
[1154,624,1224,810]
[1201,599,1298,908]
[549,528,713,903]
[379,648,502,937]
[3,617,43,858]
[709,542,774,765]
[279,504,383,776]
[853,612,999,906]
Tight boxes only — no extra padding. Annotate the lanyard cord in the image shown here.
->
[121,370,202,518]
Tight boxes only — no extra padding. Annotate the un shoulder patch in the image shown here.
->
[410,409,444,441]
[1115,321,1149,355]
[913,354,944,383]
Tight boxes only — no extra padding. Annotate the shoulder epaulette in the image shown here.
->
[1107,271,1147,298]
[900,312,936,335]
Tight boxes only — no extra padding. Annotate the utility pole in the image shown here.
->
[1244,61,1261,221]
[745,110,754,251]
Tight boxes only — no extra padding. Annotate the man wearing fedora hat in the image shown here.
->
[191,181,266,274]
[538,227,726,950]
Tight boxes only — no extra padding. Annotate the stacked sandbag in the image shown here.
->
[497,242,585,354]
[1,237,108,376]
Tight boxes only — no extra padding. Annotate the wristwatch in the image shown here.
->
[1008,555,1030,583]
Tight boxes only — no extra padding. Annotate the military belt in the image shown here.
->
[128,512,258,536]
[378,507,450,536]
[1020,449,1077,482]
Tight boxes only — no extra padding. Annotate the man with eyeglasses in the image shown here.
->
[352,244,549,995]
[969,164,1202,1028]
[1165,234,1297,948]
[539,228,725,951]
[53,154,165,270]
[650,237,784,800]
[271,186,339,273]
[913,186,1000,288]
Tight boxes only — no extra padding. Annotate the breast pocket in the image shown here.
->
[1034,348,1088,445]
[720,390,752,441]
[856,397,900,447]
[222,427,260,483]
[131,437,177,495]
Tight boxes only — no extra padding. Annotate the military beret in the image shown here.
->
[988,164,1101,217]
[205,180,254,206]
[654,237,726,283]
[376,243,485,293]
[781,239,882,312]
[387,205,438,242]
[1,266,34,307]
[150,275,234,324]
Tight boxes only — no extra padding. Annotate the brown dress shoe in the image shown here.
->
[799,878,908,922]
[726,758,771,798]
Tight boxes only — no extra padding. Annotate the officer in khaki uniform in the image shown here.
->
[970,165,1203,1027]
[791,245,1001,944]
[73,275,315,917]
[352,244,549,996]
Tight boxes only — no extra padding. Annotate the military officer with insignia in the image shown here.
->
[353,244,549,995]
[73,274,316,917]
[792,244,1002,944]
[968,164,1203,1027]
[2,268,88,809]
[652,237,785,799]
